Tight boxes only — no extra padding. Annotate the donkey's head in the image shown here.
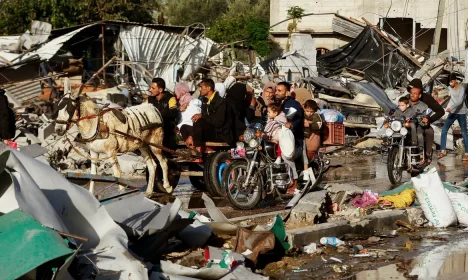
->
[53,88,81,136]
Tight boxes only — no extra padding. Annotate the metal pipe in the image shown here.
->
[56,230,89,242]
[102,25,106,85]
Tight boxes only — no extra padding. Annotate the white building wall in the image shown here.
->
[271,0,468,59]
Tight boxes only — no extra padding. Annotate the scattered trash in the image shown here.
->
[292,269,308,273]
[320,237,346,247]
[380,230,398,238]
[321,256,328,262]
[405,241,414,250]
[330,257,343,263]
[353,253,371,257]
[353,245,364,254]
[396,220,416,232]
[234,227,275,264]
[378,189,416,208]
[332,265,343,273]
[367,236,381,243]
[352,190,379,208]
[303,243,318,254]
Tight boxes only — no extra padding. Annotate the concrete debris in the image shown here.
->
[289,190,328,224]
[325,183,363,207]
[405,208,428,227]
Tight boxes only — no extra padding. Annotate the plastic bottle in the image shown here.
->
[320,237,345,247]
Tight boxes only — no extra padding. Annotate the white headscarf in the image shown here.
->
[215,83,227,98]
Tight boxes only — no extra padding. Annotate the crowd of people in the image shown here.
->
[146,78,323,194]
[145,75,468,189]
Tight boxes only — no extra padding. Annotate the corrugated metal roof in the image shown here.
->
[333,15,365,38]
[120,25,215,91]
[0,24,96,68]
[4,80,42,104]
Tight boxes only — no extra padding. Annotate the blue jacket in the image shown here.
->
[281,97,304,141]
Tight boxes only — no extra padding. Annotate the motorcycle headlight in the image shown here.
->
[254,123,264,131]
[236,141,245,149]
[385,128,394,137]
[400,127,408,136]
[249,138,259,148]
[243,129,255,143]
[391,121,402,132]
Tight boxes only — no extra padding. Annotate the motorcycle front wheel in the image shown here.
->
[387,147,403,186]
[223,160,262,210]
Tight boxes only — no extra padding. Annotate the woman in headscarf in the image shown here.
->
[256,82,276,121]
[0,89,15,144]
[215,83,226,98]
[174,82,193,112]
[225,83,256,139]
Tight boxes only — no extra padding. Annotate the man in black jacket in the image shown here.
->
[182,79,233,153]
[406,78,444,163]
[0,89,15,144]
[147,78,178,150]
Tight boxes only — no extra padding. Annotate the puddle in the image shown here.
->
[354,230,468,280]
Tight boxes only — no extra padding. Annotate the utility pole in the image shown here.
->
[430,0,446,57]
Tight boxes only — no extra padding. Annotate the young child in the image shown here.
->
[303,100,322,160]
[263,103,287,164]
[393,96,415,119]
[393,96,422,159]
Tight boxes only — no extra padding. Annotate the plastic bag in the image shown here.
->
[320,109,345,123]
[445,189,468,226]
[411,168,457,227]
[278,126,295,160]
[352,190,379,208]
[378,188,416,208]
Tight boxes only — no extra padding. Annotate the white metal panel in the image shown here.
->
[4,80,42,104]
[120,25,214,91]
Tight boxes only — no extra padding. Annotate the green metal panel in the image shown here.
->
[0,209,75,280]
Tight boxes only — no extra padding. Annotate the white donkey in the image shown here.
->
[54,90,172,196]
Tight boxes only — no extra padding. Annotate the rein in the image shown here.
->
[76,109,115,122]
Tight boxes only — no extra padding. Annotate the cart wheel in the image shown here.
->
[189,162,207,191]
[205,151,231,197]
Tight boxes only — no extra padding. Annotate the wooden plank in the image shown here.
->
[180,171,203,176]
[177,141,230,147]
[361,17,422,68]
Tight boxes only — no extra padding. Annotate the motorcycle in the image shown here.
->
[381,108,432,185]
[223,121,328,210]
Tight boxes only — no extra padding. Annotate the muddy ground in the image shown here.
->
[69,152,468,279]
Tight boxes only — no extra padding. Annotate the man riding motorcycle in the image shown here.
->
[406,78,444,164]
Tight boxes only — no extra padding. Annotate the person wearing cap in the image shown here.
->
[406,78,444,164]
[438,72,468,161]
[0,89,15,144]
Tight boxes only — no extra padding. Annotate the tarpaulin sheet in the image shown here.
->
[317,26,418,89]
[0,146,148,280]
[0,209,75,279]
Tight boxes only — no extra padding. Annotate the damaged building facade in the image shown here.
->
[270,0,468,62]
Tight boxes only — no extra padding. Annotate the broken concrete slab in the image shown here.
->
[288,190,328,224]
[405,207,427,227]
[287,210,408,248]
[325,183,363,207]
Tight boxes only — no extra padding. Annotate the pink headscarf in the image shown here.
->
[174,83,193,107]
